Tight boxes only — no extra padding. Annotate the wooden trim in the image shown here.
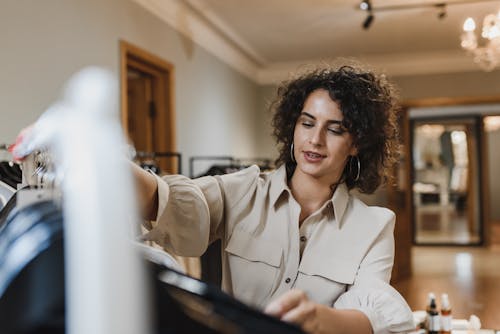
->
[387,107,413,283]
[128,58,165,79]
[466,122,477,237]
[120,40,173,73]
[480,116,491,247]
[403,108,414,248]
[120,42,129,136]
[402,95,500,108]
[169,66,177,156]
[120,40,177,172]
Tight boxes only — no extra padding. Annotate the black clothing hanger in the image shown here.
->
[0,161,22,188]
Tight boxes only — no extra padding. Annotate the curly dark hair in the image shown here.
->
[271,64,400,194]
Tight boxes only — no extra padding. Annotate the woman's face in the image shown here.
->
[292,88,357,185]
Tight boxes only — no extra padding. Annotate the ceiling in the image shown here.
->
[134,0,500,83]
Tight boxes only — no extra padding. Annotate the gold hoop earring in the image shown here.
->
[290,143,296,163]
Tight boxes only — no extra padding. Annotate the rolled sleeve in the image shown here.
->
[334,279,415,334]
[356,210,396,282]
[154,172,170,222]
[142,166,261,258]
[333,210,414,334]
[143,173,224,257]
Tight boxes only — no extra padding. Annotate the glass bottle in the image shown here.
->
[440,294,452,334]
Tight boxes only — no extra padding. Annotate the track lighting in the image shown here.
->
[363,13,374,30]
[357,0,497,30]
[359,0,371,11]
[360,0,373,29]
[436,3,447,20]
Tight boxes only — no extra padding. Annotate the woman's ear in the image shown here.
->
[349,145,358,157]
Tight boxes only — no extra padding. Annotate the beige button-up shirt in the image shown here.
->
[146,165,414,334]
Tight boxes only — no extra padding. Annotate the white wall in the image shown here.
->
[255,85,279,161]
[0,0,259,175]
[393,71,500,100]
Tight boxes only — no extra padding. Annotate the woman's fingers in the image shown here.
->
[264,289,307,317]
[266,290,321,334]
[8,125,34,161]
[281,300,316,324]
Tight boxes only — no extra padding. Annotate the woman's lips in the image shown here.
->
[303,151,325,162]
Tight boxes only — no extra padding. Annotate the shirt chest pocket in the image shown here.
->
[225,229,283,308]
[296,257,358,306]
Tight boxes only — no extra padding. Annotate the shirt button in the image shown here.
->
[285,278,291,284]
[300,236,307,242]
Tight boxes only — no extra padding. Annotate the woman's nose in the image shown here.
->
[309,128,324,146]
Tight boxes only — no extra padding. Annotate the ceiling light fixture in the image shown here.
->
[358,0,498,30]
[363,12,375,30]
[360,1,374,30]
[436,4,447,20]
[461,11,500,71]
[359,0,371,11]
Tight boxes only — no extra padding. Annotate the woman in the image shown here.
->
[134,65,414,334]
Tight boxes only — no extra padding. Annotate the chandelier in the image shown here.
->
[461,11,500,71]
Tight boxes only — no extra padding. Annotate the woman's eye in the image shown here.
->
[302,122,314,128]
[328,127,344,135]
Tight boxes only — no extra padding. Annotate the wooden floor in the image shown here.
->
[393,246,500,330]
[414,204,480,244]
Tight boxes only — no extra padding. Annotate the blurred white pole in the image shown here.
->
[36,67,150,334]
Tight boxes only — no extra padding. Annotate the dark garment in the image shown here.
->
[0,198,302,334]
[0,200,65,334]
[152,264,305,334]
[0,161,22,189]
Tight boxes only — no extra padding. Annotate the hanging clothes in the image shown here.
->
[0,161,22,189]
[0,180,15,210]
[0,199,65,334]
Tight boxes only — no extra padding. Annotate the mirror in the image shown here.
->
[411,117,482,245]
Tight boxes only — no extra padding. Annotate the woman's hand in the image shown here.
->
[264,289,322,334]
[265,289,373,334]
[8,125,35,161]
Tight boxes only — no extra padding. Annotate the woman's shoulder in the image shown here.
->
[348,194,395,226]
[217,164,263,185]
[218,164,280,184]
[216,165,276,205]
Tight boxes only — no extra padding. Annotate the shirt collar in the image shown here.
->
[331,182,349,229]
[269,164,290,207]
[269,165,350,228]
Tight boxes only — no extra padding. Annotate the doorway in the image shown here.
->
[401,99,500,247]
[120,41,177,173]
[410,116,482,245]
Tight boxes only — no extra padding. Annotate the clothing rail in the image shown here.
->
[189,155,235,178]
[235,157,273,168]
[189,155,274,178]
[136,151,182,175]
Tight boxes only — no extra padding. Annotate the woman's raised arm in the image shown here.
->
[131,162,159,221]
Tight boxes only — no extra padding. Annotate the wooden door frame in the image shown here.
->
[120,40,177,171]
[400,95,500,247]
[388,107,413,283]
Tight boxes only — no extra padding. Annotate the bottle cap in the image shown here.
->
[441,293,450,309]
